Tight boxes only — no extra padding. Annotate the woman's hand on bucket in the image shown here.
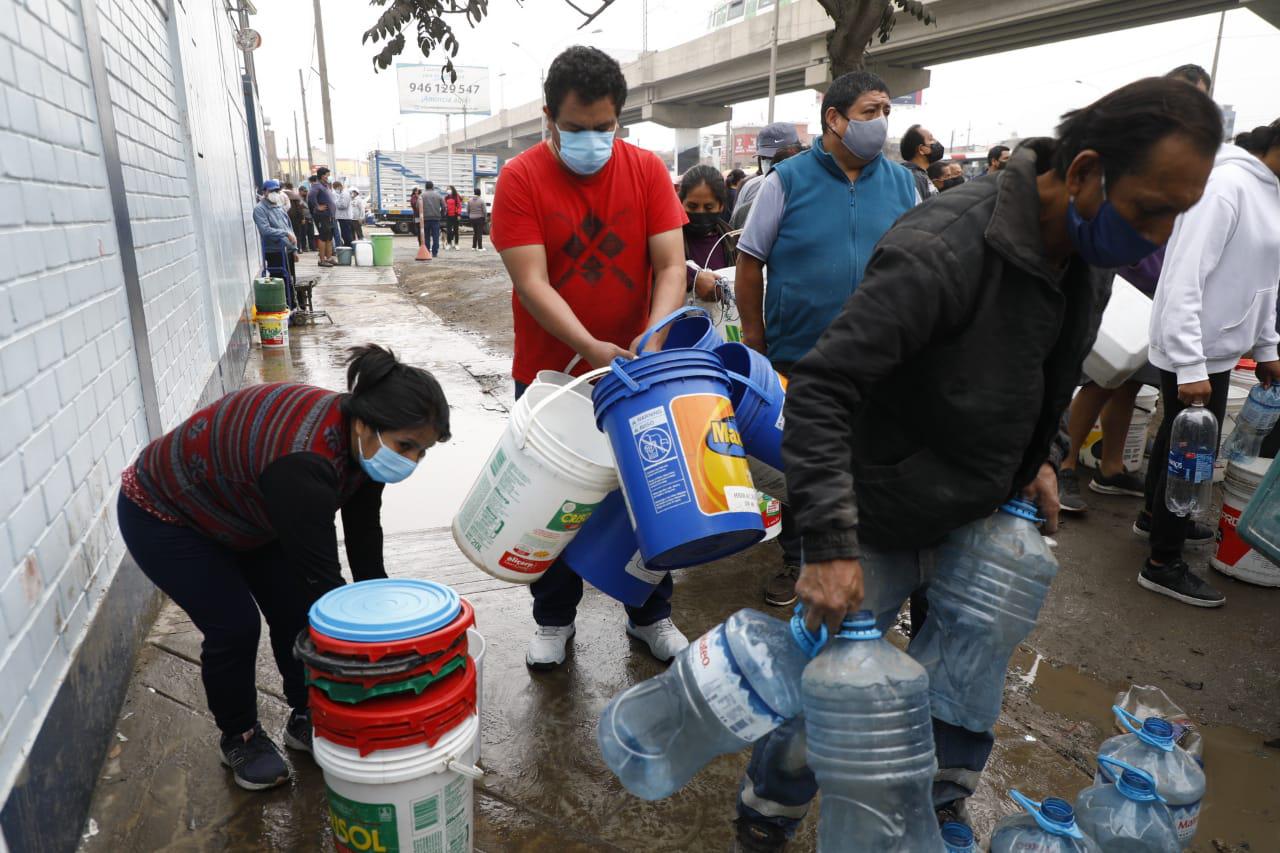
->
[583,340,635,369]
[797,559,864,636]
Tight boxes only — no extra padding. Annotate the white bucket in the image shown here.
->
[353,240,374,266]
[315,714,482,853]
[1230,361,1256,395]
[258,310,289,349]
[453,370,618,583]
[1083,277,1152,389]
[1213,456,1280,586]
[1080,385,1159,473]
[1214,385,1250,483]
[466,627,485,767]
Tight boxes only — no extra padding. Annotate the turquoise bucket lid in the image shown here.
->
[309,579,461,642]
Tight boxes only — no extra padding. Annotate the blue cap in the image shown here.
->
[262,179,281,191]
[308,579,461,642]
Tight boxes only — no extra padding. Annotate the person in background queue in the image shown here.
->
[729,78,1223,852]
[420,181,445,258]
[730,123,805,230]
[723,168,748,223]
[309,167,337,266]
[334,181,354,246]
[117,346,450,791]
[941,161,966,190]
[467,186,487,250]
[409,187,423,246]
[901,122,944,198]
[928,159,948,193]
[491,45,690,670]
[986,144,1011,174]
[254,180,298,308]
[444,185,463,250]
[350,190,366,241]
[680,165,738,300]
[733,70,918,610]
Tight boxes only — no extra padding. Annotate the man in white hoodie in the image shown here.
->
[1143,123,1280,607]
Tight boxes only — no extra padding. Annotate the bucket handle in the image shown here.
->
[634,305,712,355]
[444,755,485,780]
[726,370,773,402]
[563,354,583,373]
[517,366,612,451]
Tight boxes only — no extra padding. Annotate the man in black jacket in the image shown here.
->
[731,77,1223,851]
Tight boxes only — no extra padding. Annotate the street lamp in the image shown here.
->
[512,41,547,142]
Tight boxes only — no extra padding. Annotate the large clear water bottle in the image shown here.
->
[911,499,1059,732]
[1096,706,1205,847]
[597,608,822,800]
[801,611,943,852]
[941,821,976,853]
[1165,403,1218,516]
[1076,755,1179,852]
[989,791,1101,852]
[1222,383,1280,462]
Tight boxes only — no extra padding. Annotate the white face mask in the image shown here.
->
[266,191,285,207]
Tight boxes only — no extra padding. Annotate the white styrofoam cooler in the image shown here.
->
[1084,277,1152,389]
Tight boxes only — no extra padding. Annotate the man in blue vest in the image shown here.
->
[734,70,918,610]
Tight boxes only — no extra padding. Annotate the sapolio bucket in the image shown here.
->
[1080,385,1158,473]
[561,489,668,607]
[453,372,618,583]
[593,347,763,569]
[1214,456,1280,587]
[715,342,787,473]
[258,310,289,348]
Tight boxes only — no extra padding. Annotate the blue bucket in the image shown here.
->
[561,490,668,606]
[715,342,787,472]
[636,305,722,353]
[592,348,764,569]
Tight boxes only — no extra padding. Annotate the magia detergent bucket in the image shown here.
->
[655,305,722,351]
[1214,456,1280,587]
[593,347,763,569]
[453,369,618,583]
[715,342,787,473]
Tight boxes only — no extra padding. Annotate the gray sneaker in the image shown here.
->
[1058,468,1088,514]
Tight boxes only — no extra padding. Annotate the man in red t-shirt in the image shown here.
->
[491,46,689,670]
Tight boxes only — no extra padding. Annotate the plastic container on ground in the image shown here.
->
[1075,756,1179,852]
[1165,404,1218,517]
[911,499,1059,732]
[941,822,975,853]
[1213,456,1280,586]
[353,239,373,266]
[1239,454,1280,567]
[466,627,485,767]
[715,341,787,473]
[258,310,289,348]
[1214,385,1250,482]
[1221,383,1280,462]
[336,245,354,265]
[990,791,1100,852]
[371,234,394,266]
[253,276,287,312]
[801,611,942,853]
[596,608,820,801]
[1230,358,1257,394]
[1078,385,1158,473]
[1095,706,1205,847]
[1083,277,1151,389]
[453,371,618,583]
[1113,684,1203,760]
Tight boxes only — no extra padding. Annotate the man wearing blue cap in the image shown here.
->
[254,179,298,307]
[729,122,804,230]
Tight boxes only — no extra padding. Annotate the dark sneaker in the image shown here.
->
[764,564,800,607]
[1057,469,1088,514]
[219,723,290,790]
[1089,469,1145,497]
[729,818,789,853]
[1132,512,1215,545]
[1138,559,1226,608]
[935,798,972,828]
[283,708,312,753]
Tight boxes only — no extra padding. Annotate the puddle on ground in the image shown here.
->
[1009,648,1277,851]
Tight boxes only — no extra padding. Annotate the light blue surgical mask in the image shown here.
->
[358,432,418,484]
[556,126,615,175]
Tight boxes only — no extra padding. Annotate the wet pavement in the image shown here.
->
[78,234,1278,852]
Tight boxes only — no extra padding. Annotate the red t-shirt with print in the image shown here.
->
[491,139,687,384]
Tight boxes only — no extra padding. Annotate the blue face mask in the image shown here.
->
[1066,175,1159,267]
[358,432,418,484]
[556,127,615,176]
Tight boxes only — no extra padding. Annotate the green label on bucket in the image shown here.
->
[545,499,600,531]
[328,786,399,852]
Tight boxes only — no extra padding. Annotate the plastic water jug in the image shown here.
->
[911,499,1059,732]
[596,608,822,801]
[1096,707,1205,846]
[1075,756,1179,852]
[1165,404,1217,516]
[1222,383,1280,462]
[801,611,942,852]
[941,822,975,853]
[990,791,1101,852]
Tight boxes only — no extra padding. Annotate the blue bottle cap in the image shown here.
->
[1113,705,1176,751]
[999,498,1045,523]
[1009,790,1085,839]
[309,579,461,642]
[940,820,975,851]
[836,610,882,640]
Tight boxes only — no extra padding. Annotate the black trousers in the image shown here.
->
[1144,368,1231,562]
[338,219,355,246]
[117,493,317,735]
[471,220,485,249]
[445,215,459,246]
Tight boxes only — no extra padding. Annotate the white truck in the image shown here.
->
[368,150,500,233]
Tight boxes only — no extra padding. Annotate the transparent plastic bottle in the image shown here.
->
[1096,706,1205,847]
[911,499,1059,732]
[596,608,822,801]
[1165,403,1218,516]
[1222,383,1280,462]
[802,611,943,853]
[989,791,1101,852]
[1076,756,1179,852]
[941,821,976,853]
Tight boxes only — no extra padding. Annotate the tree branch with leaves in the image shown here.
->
[812,0,936,79]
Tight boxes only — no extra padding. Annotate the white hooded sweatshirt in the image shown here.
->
[1149,143,1280,383]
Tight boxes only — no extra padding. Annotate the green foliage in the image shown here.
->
[363,0,489,80]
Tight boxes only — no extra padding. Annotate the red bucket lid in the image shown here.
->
[306,634,469,688]
[310,598,475,662]
[310,662,476,756]
[1238,358,1257,371]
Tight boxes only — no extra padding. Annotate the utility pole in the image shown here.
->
[766,0,781,122]
[724,112,732,171]
[299,70,314,173]
[312,0,336,170]
[642,0,649,53]
[1208,11,1226,98]
[293,111,303,181]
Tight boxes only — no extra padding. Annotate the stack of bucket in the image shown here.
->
[253,276,289,348]
[300,579,484,853]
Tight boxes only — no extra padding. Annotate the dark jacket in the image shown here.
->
[782,140,1113,560]
[903,161,935,201]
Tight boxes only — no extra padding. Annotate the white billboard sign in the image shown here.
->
[397,64,491,115]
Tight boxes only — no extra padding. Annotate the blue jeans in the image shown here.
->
[425,219,441,256]
[737,541,1008,833]
[514,381,673,627]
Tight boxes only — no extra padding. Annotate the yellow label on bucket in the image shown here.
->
[670,393,757,516]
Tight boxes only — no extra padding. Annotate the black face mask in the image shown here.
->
[926,141,945,163]
[941,176,964,190]
[684,211,721,237]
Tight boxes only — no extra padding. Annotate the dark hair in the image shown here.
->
[1052,77,1223,183]
[342,344,451,440]
[424,181,434,190]
[283,181,293,189]
[1167,63,1212,90]
[726,168,746,188]
[821,71,889,133]
[1236,121,1280,155]
[678,165,727,206]
[900,125,926,161]
[926,161,947,180]
[308,175,318,182]
[544,46,627,120]
[987,145,1009,165]
[473,186,480,195]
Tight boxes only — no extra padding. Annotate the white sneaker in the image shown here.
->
[526,623,575,670]
[626,618,688,663]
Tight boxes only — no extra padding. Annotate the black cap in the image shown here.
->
[757,123,801,157]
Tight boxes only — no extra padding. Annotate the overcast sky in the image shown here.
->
[250,1,1279,161]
